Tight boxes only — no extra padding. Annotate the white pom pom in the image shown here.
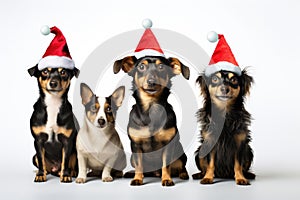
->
[40,25,50,35]
[207,31,219,43]
[142,18,152,29]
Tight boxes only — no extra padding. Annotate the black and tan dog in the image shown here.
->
[193,69,255,185]
[114,56,190,186]
[28,65,79,182]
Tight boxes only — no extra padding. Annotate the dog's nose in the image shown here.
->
[221,86,230,95]
[98,118,106,126]
[147,78,156,87]
[50,80,58,88]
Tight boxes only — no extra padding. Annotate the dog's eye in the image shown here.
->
[106,106,112,112]
[90,105,98,113]
[211,75,220,84]
[42,69,49,76]
[158,64,164,71]
[138,64,146,72]
[230,77,238,85]
[60,69,67,76]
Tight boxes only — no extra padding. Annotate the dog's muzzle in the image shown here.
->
[98,117,106,128]
[47,78,62,92]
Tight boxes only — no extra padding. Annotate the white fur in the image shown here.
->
[94,97,107,127]
[44,92,62,142]
[76,110,126,183]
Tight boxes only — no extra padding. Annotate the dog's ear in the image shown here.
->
[72,67,80,78]
[168,57,190,80]
[111,86,125,107]
[113,56,137,75]
[80,83,94,105]
[196,74,209,99]
[240,69,254,96]
[28,64,39,77]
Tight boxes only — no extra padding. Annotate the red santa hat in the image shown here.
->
[134,19,165,59]
[205,31,241,77]
[38,25,75,70]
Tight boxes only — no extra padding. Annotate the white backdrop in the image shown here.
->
[1,0,300,199]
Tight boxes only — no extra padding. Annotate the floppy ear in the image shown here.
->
[73,67,80,78]
[240,68,254,96]
[28,64,39,77]
[113,56,137,75]
[196,74,209,99]
[111,86,125,107]
[168,57,190,80]
[80,83,95,105]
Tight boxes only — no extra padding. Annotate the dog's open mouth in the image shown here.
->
[216,95,232,101]
[143,88,160,95]
[47,88,63,93]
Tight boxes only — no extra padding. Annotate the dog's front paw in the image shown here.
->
[130,179,143,186]
[75,177,86,184]
[200,178,214,184]
[34,174,47,182]
[236,178,250,185]
[102,176,113,182]
[60,175,72,183]
[162,179,175,187]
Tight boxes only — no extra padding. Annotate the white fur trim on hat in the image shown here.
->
[38,56,75,70]
[134,49,165,59]
[205,61,241,77]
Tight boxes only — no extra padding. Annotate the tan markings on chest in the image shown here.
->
[153,127,176,142]
[32,125,73,138]
[32,125,46,136]
[33,94,73,140]
[128,127,176,143]
[128,127,151,143]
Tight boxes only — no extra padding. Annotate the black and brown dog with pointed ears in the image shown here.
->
[114,56,190,186]
[28,65,80,182]
[193,69,255,185]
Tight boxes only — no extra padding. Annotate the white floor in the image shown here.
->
[2,161,300,200]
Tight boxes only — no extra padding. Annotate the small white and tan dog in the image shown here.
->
[76,83,127,183]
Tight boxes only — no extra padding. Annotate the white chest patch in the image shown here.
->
[44,93,62,142]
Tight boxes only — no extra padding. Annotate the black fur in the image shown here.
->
[114,56,190,186]
[28,65,79,182]
[128,87,187,172]
[193,69,255,184]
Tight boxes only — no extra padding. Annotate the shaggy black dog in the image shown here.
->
[193,69,255,185]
